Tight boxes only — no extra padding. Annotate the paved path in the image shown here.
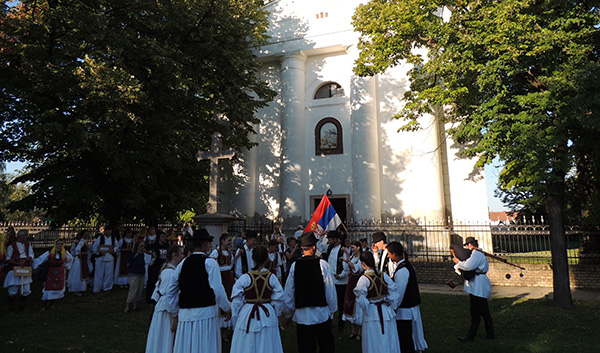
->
[419,283,600,301]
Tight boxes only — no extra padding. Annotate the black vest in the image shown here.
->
[239,247,249,274]
[179,254,216,309]
[394,260,422,308]
[325,245,345,275]
[294,256,327,308]
[380,250,390,275]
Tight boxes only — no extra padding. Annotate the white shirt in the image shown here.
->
[91,235,119,262]
[454,249,491,299]
[154,264,179,315]
[326,244,349,285]
[283,257,338,325]
[6,241,35,261]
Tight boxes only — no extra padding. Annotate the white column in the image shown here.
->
[350,75,381,220]
[279,53,307,220]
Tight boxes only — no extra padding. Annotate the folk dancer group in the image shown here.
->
[143,229,439,353]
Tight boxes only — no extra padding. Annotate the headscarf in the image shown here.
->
[50,238,66,259]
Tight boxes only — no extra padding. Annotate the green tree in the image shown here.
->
[1,0,274,224]
[353,0,600,307]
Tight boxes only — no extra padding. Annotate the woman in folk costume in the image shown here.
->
[114,227,135,288]
[230,246,284,353]
[34,238,74,310]
[209,233,236,336]
[354,251,400,353]
[145,244,185,353]
[68,230,93,295]
[342,241,364,341]
[0,226,16,284]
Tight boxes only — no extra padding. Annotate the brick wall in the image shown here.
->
[413,261,600,290]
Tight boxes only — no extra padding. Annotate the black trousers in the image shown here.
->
[335,284,346,330]
[146,265,159,304]
[297,318,335,353]
[397,319,415,353]
[467,294,495,339]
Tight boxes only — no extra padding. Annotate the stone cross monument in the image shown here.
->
[196,132,236,214]
[194,132,237,247]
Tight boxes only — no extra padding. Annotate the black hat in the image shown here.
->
[372,231,386,244]
[191,228,213,242]
[299,232,318,247]
[464,236,478,246]
[245,230,258,239]
[327,230,342,239]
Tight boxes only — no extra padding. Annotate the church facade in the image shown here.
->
[220,0,489,227]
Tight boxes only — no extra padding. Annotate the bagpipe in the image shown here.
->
[447,245,525,288]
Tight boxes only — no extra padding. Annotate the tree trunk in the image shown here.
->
[546,177,573,308]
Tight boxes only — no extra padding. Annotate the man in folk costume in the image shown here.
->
[454,237,495,342]
[3,229,34,313]
[322,230,349,332]
[372,231,393,276]
[266,239,283,281]
[91,225,119,293]
[234,231,257,279]
[387,241,428,353]
[170,229,231,353]
[284,232,337,353]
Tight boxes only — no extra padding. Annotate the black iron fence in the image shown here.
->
[2,220,599,265]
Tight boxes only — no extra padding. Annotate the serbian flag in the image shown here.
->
[304,195,342,237]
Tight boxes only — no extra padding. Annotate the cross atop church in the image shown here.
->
[196,132,236,214]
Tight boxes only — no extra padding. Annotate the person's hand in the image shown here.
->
[371,243,378,252]
[453,256,459,264]
[223,310,232,322]
[334,274,340,280]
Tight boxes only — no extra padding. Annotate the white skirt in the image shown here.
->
[362,305,400,353]
[68,258,92,292]
[230,326,284,353]
[146,310,175,353]
[173,312,221,353]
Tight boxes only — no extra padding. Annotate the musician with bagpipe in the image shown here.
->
[452,236,495,343]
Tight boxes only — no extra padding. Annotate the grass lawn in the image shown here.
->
[2,281,599,353]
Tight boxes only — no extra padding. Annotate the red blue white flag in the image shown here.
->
[304,195,342,237]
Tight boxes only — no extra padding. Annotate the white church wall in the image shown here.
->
[375,65,447,222]
[304,53,353,212]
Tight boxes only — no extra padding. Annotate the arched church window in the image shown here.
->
[314,82,345,99]
[315,118,343,155]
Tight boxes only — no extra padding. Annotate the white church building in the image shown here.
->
[220,0,489,227]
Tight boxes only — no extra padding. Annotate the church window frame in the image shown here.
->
[315,117,343,155]
[314,82,345,99]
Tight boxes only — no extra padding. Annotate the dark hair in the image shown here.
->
[220,233,232,245]
[386,241,404,257]
[166,244,182,262]
[287,237,297,246]
[350,241,362,256]
[252,246,269,270]
[360,251,377,273]
[268,239,279,247]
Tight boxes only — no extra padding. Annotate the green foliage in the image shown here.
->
[352,0,600,223]
[0,0,275,224]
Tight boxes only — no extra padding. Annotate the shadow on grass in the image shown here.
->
[1,283,599,353]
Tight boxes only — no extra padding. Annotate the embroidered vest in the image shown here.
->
[217,247,232,267]
[365,272,388,301]
[244,271,273,303]
[9,241,31,270]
